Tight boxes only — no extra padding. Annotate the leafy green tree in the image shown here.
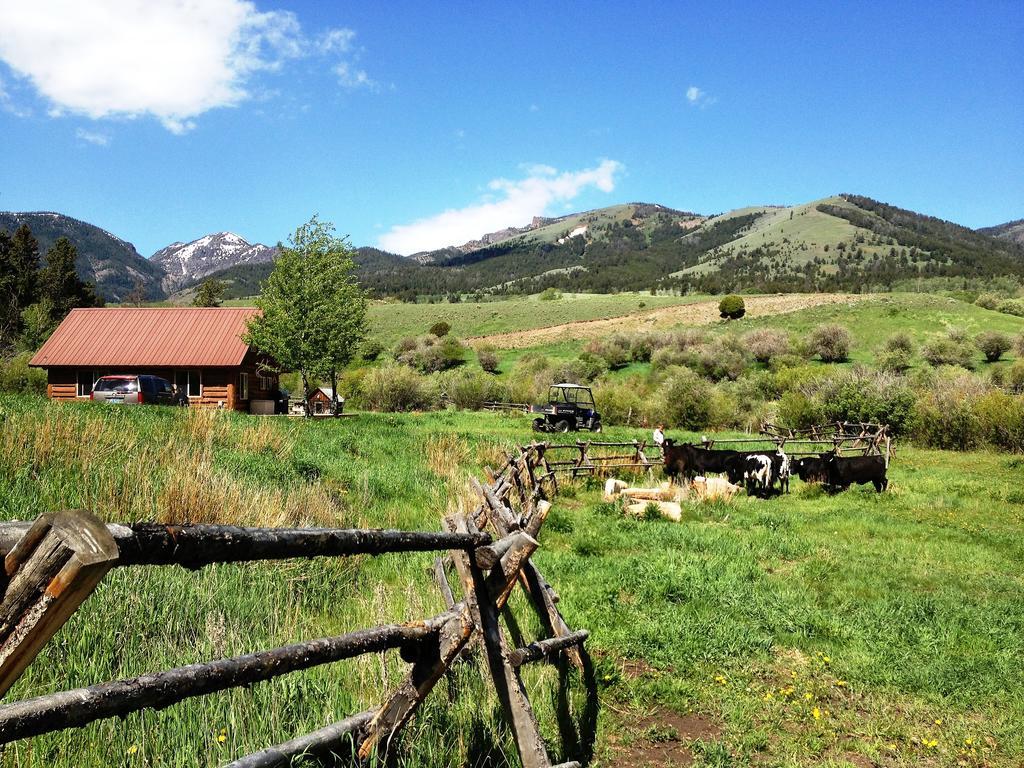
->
[192,278,226,307]
[244,216,367,415]
[39,237,102,320]
[18,300,57,352]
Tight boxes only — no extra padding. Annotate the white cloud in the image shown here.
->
[334,61,377,91]
[379,159,623,255]
[0,1,374,132]
[686,85,715,107]
[75,128,111,146]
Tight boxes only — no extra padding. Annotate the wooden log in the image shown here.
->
[474,478,519,532]
[433,557,456,610]
[518,562,582,670]
[474,532,521,570]
[223,709,375,768]
[0,617,452,743]
[487,533,539,608]
[524,500,552,539]
[357,606,474,761]
[0,511,118,698]
[509,630,589,668]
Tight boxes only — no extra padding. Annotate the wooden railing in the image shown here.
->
[539,440,656,477]
[0,444,594,768]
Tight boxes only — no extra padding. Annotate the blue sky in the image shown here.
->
[0,0,1021,256]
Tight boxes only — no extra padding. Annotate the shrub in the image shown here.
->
[976,391,1024,452]
[438,369,497,410]
[743,328,791,364]
[396,334,466,373]
[997,299,1024,317]
[976,331,1012,362]
[592,379,650,427]
[884,332,914,355]
[718,294,746,320]
[921,336,974,369]
[777,391,823,430]
[0,353,47,395]
[975,293,1000,310]
[628,333,656,363]
[810,324,852,362]
[1015,334,1024,358]
[877,348,912,374]
[477,346,499,373]
[359,338,385,361]
[650,347,689,370]
[361,365,433,411]
[573,353,609,382]
[1007,361,1024,394]
[656,367,712,430]
[429,321,451,337]
[912,371,988,451]
[814,369,916,434]
[691,336,751,382]
[946,326,970,343]
[584,335,631,370]
[539,287,561,301]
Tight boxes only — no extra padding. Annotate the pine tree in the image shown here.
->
[192,278,226,307]
[39,237,102,320]
[0,225,41,349]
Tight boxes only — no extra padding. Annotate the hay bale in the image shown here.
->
[690,476,741,502]
[625,500,682,522]
[603,478,628,501]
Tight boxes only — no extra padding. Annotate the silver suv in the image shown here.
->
[90,375,174,405]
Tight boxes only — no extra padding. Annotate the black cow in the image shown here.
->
[824,453,888,493]
[662,440,755,483]
[792,456,829,484]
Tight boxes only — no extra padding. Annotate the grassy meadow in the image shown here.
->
[0,396,1021,767]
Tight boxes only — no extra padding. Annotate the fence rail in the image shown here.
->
[0,444,594,768]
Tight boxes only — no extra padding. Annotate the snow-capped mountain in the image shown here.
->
[151,232,277,292]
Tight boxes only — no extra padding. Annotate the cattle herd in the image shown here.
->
[661,439,890,498]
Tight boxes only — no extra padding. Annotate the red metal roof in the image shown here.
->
[30,307,261,368]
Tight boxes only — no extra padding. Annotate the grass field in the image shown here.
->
[365,293,705,346]
[1,396,1021,767]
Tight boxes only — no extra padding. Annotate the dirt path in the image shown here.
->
[467,293,863,349]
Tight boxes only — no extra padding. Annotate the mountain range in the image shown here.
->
[2,196,1022,302]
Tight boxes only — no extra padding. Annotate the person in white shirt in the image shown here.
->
[652,424,666,448]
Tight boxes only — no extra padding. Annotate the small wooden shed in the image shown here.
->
[30,307,279,411]
[308,387,343,416]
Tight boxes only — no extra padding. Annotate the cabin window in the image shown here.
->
[175,370,202,398]
[239,372,249,401]
[77,370,98,397]
[257,373,275,391]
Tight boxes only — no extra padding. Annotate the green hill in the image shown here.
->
[185,196,1024,301]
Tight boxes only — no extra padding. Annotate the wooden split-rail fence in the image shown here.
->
[0,444,593,767]
[537,441,657,478]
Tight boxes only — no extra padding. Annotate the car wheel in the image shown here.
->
[532,417,546,432]
[555,419,571,433]
[591,420,603,433]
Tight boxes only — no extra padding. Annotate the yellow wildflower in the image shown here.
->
[804,692,813,700]
[934,718,942,726]
[764,691,774,701]
[812,707,821,720]
[127,745,138,756]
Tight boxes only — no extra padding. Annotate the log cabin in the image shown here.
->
[29,307,280,412]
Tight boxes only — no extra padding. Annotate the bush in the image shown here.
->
[814,369,916,434]
[573,353,609,382]
[584,335,631,370]
[884,332,914,355]
[976,391,1024,452]
[921,336,974,369]
[997,299,1024,317]
[429,321,451,337]
[743,328,791,364]
[975,293,1000,310]
[361,365,433,411]
[650,347,689,370]
[628,333,656,363]
[777,391,823,430]
[477,346,499,373]
[1007,361,1024,394]
[1015,334,1024,358]
[877,348,912,374]
[810,324,852,363]
[0,353,47,395]
[396,334,466,373]
[912,371,988,451]
[690,336,751,382]
[539,287,561,301]
[438,369,498,410]
[656,367,712,430]
[359,338,385,361]
[718,294,746,320]
[976,331,1012,362]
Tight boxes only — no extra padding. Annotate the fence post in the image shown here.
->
[0,511,118,697]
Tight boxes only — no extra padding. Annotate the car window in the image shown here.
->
[94,378,138,393]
